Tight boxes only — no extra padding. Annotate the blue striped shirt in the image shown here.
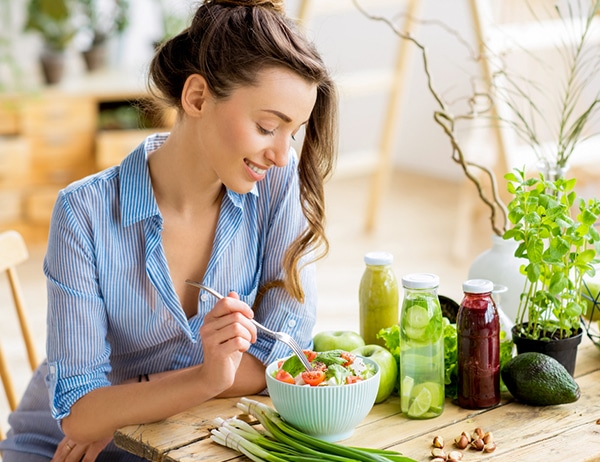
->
[44,133,317,422]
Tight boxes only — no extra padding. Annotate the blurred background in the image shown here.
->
[1,0,599,439]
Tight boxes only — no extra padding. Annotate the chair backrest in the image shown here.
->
[0,230,39,440]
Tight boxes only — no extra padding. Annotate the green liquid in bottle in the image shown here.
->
[399,273,445,419]
[359,252,399,346]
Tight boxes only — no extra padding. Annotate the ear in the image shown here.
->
[181,74,209,117]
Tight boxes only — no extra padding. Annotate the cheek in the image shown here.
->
[214,116,254,157]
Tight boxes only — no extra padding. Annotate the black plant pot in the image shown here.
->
[82,44,107,72]
[511,324,583,376]
[40,50,66,85]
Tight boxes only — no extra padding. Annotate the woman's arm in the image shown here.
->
[61,294,264,443]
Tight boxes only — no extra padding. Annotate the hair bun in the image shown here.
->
[208,0,286,14]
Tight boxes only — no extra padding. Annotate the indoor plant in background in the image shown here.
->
[352,0,600,324]
[25,0,78,85]
[503,168,600,375]
[25,0,77,84]
[79,0,129,71]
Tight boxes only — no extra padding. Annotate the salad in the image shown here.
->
[272,349,376,387]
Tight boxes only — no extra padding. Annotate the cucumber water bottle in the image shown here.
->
[399,273,445,419]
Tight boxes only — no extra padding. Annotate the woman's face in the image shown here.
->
[197,67,318,194]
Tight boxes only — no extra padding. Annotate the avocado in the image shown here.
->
[501,352,580,406]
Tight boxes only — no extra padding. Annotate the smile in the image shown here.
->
[245,160,267,176]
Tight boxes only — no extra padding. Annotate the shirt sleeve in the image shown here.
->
[44,189,113,422]
[247,152,318,366]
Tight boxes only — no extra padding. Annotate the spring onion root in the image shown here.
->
[209,398,417,462]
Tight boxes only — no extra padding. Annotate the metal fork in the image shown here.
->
[185,279,313,371]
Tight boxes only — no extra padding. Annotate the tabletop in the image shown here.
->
[114,336,600,462]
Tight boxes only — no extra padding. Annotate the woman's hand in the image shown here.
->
[51,436,112,461]
[199,292,257,394]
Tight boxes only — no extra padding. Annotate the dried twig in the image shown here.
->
[352,0,508,236]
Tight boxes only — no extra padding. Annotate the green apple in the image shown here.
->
[312,330,365,352]
[583,281,600,321]
[352,344,398,403]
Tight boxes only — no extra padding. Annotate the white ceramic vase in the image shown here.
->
[468,234,527,323]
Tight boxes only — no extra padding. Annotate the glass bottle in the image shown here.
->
[457,279,501,409]
[399,273,444,419]
[359,252,399,346]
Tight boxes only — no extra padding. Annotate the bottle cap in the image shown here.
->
[463,279,494,294]
[401,273,439,289]
[364,251,393,266]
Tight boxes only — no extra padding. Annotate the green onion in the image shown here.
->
[210,398,418,462]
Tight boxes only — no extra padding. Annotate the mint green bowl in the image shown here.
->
[265,356,380,442]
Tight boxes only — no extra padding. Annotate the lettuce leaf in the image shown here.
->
[378,319,513,399]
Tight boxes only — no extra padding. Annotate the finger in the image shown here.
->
[202,315,256,347]
[51,438,72,462]
[52,439,85,462]
[204,303,257,341]
[227,291,240,300]
[209,294,253,319]
[67,444,87,462]
[82,437,113,461]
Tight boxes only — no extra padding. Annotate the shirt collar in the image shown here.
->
[119,133,259,226]
[119,134,164,227]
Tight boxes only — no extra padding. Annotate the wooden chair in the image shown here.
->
[0,230,39,440]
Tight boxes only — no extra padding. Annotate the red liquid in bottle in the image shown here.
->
[457,279,500,409]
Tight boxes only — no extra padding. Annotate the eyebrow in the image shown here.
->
[261,109,292,123]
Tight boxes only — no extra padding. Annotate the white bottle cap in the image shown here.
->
[364,251,393,266]
[401,273,440,289]
[463,279,494,294]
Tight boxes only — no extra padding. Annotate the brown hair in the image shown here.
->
[148,0,338,303]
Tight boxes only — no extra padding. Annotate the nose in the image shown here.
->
[265,136,290,167]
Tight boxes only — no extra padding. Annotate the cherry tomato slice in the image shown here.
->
[346,375,363,384]
[303,349,318,362]
[301,370,326,386]
[275,369,295,384]
[341,352,356,367]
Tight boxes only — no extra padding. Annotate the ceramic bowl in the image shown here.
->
[265,356,380,442]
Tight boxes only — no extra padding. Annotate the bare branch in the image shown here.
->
[352,0,508,236]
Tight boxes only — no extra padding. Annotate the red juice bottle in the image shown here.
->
[457,279,500,409]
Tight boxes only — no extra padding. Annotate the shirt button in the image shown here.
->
[200,293,209,302]
[287,319,297,328]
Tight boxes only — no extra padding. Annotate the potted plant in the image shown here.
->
[351,0,600,324]
[502,167,600,374]
[79,0,129,71]
[153,0,191,49]
[25,0,78,85]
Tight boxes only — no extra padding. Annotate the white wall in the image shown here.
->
[3,1,599,183]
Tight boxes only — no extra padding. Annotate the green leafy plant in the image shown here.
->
[378,321,513,399]
[79,0,130,47]
[25,0,78,52]
[353,1,600,237]
[503,167,600,340]
[492,0,600,175]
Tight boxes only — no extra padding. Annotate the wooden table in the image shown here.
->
[114,336,600,462]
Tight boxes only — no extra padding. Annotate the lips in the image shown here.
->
[245,160,267,176]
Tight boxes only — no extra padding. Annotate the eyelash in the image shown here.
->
[258,125,276,136]
[258,125,296,141]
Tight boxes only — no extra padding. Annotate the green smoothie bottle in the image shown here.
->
[359,252,399,346]
[399,273,445,419]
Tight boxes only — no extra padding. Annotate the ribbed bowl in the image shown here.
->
[265,356,380,442]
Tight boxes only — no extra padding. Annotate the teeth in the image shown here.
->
[246,161,266,175]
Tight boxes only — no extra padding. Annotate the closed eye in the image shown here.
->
[257,125,276,136]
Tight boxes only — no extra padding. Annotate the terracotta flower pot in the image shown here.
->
[511,324,583,376]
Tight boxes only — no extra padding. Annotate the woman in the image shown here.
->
[0,1,337,460]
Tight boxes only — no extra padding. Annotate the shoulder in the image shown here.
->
[57,167,120,209]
